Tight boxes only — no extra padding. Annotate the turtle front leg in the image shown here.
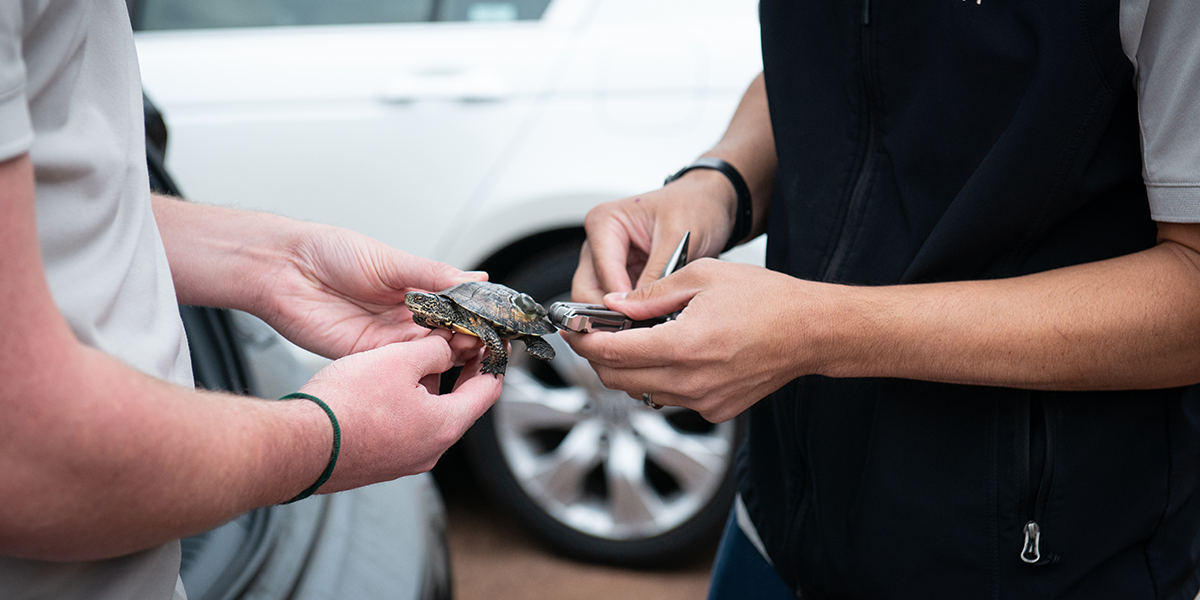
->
[465,317,508,377]
[520,336,555,362]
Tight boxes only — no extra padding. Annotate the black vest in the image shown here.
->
[743,1,1200,598]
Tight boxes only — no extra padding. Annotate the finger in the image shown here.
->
[562,327,674,370]
[447,333,484,365]
[598,367,731,421]
[584,219,642,297]
[590,361,679,404]
[443,357,503,425]
[378,249,479,296]
[401,335,456,379]
[419,372,441,395]
[449,270,489,285]
[571,242,609,303]
[450,353,489,392]
[414,260,470,293]
[624,390,679,411]
[605,267,701,321]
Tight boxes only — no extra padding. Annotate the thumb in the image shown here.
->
[422,264,488,293]
[604,270,698,321]
[447,270,489,286]
[381,248,487,294]
[396,335,456,379]
[441,356,503,426]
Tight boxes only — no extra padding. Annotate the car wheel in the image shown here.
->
[462,240,743,566]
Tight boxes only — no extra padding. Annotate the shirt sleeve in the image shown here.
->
[0,3,33,163]
[1121,0,1200,223]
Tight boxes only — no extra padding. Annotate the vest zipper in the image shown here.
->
[1019,395,1059,566]
[823,0,880,281]
[1020,521,1043,563]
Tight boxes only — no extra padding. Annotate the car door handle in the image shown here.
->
[380,69,510,103]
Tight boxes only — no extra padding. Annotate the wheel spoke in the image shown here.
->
[541,333,605,391]
[498,367,589,431]
[523,420,605,506]
[633,413,732,494]
[605,431,664,527]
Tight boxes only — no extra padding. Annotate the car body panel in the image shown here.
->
[138,11,581,260]
[135,0,761,270]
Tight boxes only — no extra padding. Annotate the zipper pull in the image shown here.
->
[1020,521,1041,564]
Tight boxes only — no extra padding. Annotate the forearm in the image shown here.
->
[661,73,777,256]
[152,194,305,315]
[702,72,777,241]
[0,341,331,560]
[811,226,1200,390]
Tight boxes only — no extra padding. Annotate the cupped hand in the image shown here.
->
[565,259,819,423]
[260,224,486,360]
[572,169,737,303]
[297,335,503,491]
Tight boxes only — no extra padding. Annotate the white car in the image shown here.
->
[131,0,764,565]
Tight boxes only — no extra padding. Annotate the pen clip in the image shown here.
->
[659,231,690,279]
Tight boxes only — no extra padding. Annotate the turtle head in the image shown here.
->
[512,292,547,319]
[405,291,456,330]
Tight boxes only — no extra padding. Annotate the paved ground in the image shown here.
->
[435,452,716,600]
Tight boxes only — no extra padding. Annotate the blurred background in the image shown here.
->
[133,0,764,597]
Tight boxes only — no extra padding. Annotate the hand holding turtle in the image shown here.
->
[256,223,489,361]
[565,259,821,423]
[295,335,503,491]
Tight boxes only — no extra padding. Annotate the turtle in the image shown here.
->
[405,281,557,377]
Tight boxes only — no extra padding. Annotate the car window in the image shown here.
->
[129,0,553,30]
[435,0,551,22]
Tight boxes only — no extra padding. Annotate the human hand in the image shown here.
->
[565,259,816,423]
[259,224,486,361]
[573,169,737,303]
[297,335,503,490]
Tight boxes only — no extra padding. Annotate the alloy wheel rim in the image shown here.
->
[494,333,735,540]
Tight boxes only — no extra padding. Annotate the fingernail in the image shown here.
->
[462,271,488,280]
[604,291,628,303]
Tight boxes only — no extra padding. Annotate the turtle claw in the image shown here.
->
[480,354,507,377]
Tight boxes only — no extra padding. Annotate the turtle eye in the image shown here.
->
[513,293,546,317]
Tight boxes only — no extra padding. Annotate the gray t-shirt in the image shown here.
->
[0,0,191,598]
[1121,0,1200,222]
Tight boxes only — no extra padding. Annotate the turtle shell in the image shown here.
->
[440,281,556,337]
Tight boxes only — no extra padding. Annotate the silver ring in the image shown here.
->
[641,393,662,410]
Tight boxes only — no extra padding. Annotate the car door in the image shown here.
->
[132,0,586,260]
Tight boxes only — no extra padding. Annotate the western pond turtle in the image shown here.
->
[405,281,556,376]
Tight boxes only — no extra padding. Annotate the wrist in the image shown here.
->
[243,218,321,318]
[156,197,302,314]
[785,280,881,381]
[214,210,318,320]
[278,392,340,503]
[661,167,739,255]
[809,283,928,382]
[665,157,753,252]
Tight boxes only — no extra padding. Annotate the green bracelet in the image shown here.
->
[279,392,341,504]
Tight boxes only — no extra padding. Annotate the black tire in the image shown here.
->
[462,239,743,566]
